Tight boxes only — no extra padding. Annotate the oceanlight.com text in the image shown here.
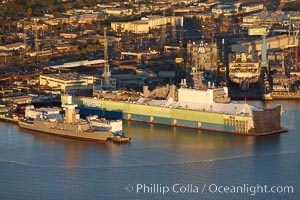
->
[124,183,294,196]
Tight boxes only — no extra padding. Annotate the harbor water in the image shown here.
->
[0,100,299,200]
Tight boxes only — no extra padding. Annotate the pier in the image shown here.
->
[0,115,19,124]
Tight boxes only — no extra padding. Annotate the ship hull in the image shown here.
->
[124,112,286,136]
[78,107,238,134]
[228,77,259,84]
[19,120,111,142]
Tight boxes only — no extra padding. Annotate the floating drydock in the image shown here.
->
[62,87,287,136]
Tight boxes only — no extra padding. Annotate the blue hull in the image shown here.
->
[78,107,122,119]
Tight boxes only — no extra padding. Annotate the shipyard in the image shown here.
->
[0,0,299,137]
[0,1,300,200]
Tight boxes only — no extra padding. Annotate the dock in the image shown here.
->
[271,92,300,100]
[0,115,19,124]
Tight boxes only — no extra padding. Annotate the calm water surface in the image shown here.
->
[0,101,299,200]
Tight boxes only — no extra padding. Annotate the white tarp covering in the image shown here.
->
[136,97,257,117]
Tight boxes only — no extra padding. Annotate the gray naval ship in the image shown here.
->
[19,104,113,142]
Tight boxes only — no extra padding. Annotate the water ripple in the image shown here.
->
[1,150,299,169]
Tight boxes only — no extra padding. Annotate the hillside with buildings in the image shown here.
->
[0,0,299,100]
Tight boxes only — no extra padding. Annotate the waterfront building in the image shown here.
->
[39,73,95,94]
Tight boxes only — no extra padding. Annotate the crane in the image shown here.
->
[102,27,111,89]
[288,14,300,71]
[248,27,268,69]
[248,27,271,95]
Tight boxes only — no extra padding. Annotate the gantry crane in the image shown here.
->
[288,14,300,71]
[248,27,271,94]
[248,27,269,69]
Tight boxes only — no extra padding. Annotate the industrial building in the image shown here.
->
[111,15,183,34]
[231,34,296,54]
[45,59,108,71]
[211,4,238,16]
[104,8,132,16]
[241,12,289,28]
[240,2,264,14]
[39,73,95,94]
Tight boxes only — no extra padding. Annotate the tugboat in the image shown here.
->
[110,132,131,143]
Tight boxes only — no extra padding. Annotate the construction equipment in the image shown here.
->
[248,27,269,69]
[102,27,111,89]
[248,27,271,94]
[288,14,300,71]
